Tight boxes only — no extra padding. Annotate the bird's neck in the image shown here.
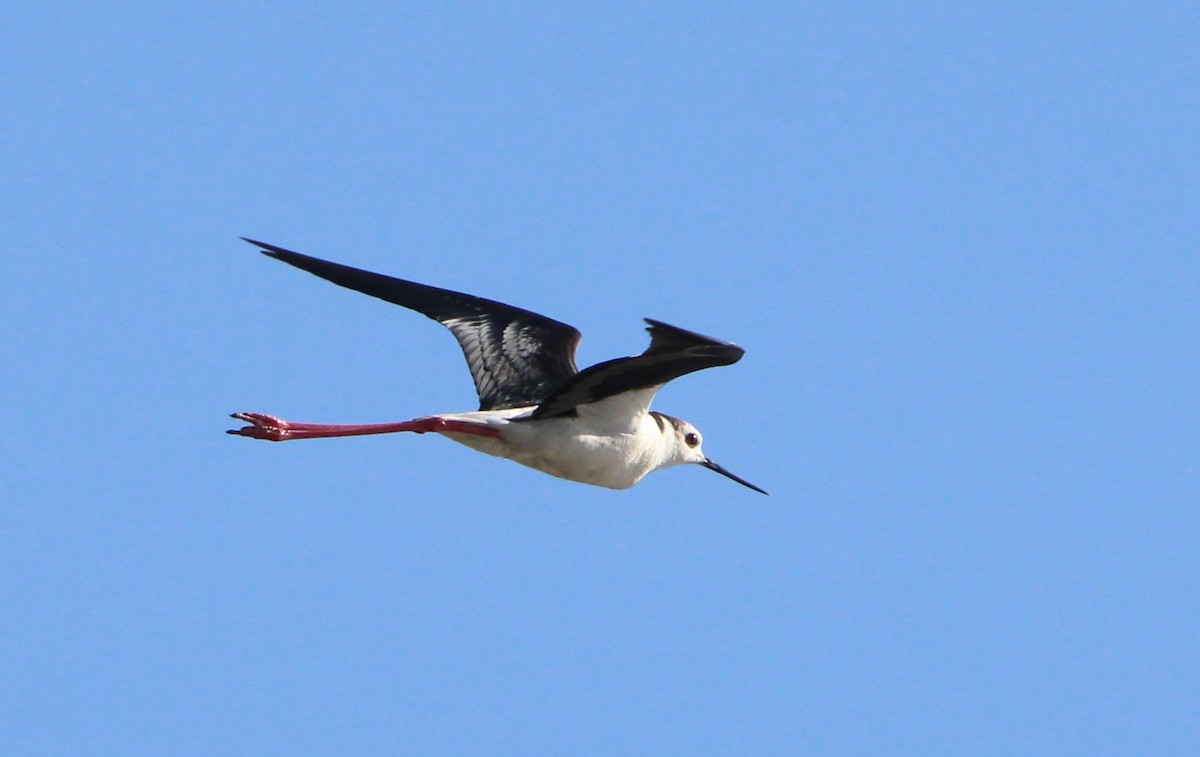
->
[646,412,689,470]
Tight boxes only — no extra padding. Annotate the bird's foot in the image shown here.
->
[227,412,294,441]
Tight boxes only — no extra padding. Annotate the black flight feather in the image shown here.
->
[242,238,582,411]
[527,319,745,420]
[243,240,746,419]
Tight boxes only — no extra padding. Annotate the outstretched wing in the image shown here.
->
[528,319,745,420]
[243,239,582,411]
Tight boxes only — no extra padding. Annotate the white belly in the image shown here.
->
[436,407,667,490]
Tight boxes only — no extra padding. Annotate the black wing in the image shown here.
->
[243,239,582,411]
[528,319,745,420]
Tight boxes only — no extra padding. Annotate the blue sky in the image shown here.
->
[3,2,1197,754]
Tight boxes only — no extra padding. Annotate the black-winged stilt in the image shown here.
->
[229,239,767,494]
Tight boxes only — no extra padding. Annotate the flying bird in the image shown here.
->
[229,239,766,494]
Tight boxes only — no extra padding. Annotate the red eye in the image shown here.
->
[685,432,699,447]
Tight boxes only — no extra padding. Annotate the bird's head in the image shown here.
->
[659,415,767,495]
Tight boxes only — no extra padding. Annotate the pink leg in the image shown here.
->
[227,412,502,442]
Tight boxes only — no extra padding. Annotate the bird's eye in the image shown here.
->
[684,432,699,447]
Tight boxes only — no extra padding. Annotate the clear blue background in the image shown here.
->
[3,2,1197,754]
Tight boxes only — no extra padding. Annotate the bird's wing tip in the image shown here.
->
[642,318,745,357]
[240,237,288,259]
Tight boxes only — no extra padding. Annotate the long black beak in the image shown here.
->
[701,458,768,495]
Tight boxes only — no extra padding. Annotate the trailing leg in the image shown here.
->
[227,412,502,441]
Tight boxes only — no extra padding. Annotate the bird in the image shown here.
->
[229,239,767,494]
